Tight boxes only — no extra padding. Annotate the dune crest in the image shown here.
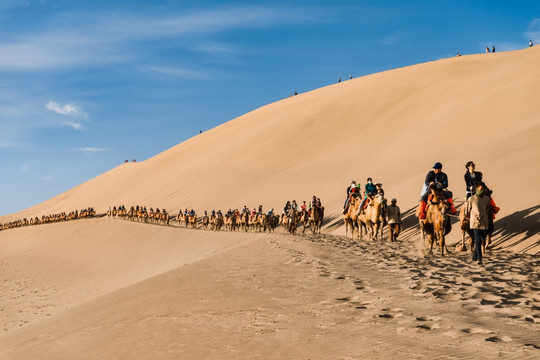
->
[2,47,539,254]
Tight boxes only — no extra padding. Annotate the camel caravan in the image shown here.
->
[343,179,389,241]
[341,163,500,259]
[3,161,500,262]
[107,198,325,235]
[0,207,96,232]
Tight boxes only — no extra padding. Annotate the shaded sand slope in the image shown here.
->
[0,218,261,332]
[0,231,538,359]
[3,47,540,252]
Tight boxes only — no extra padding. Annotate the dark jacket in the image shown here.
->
[425,170,448,189]
[464,171,483,193]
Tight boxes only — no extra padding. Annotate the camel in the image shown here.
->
[188,213,197,229]
[419,188,451,256]
[202,214,209,229]
[240,212,249,232]
[281,213,289,230]
[343,196,360,239]
[288,209,299,234]
[299,210,309,233]
[264,214,279,233]
[214,213,224,231]
[309,206,324,235]
[359,195,384,241]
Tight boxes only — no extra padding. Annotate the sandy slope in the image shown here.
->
[0,221,538,359]
[2,47,539,253]
[1,48,539,359]
[0,218,261,332]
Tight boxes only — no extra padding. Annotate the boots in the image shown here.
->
[447,198,458,215]
[418,201,427,219]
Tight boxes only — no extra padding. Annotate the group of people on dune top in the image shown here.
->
[417,161,499,264]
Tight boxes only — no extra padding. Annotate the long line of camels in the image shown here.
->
[0,208,96,231]
[1,193,492,258]
[106,204,325,235]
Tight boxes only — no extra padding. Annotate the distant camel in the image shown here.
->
[359,195,384,241]
[343,196,360,239]
[309,205,324,235]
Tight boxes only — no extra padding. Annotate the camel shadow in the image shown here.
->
[323,213,343,232]
[490,205,540,253]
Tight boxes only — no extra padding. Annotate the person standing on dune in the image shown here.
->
[387,198,402,241]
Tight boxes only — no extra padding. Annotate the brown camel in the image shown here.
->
[358,195,384,241]
[343,196,360,239]
[419,189,451,256]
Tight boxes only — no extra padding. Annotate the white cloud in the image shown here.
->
[146,65,207,79]
[39,174,53,182]
[525,18,540,43]
[0,6,320,71]
[46,100,88,119]
[62,121,85,130]
[78,147,111,153]
[21,163,30,172]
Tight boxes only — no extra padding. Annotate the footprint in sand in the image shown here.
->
[485,335,512,343]
[461,327,493,335]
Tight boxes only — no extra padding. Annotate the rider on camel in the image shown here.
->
[342,180,360,214]
[358,178,378,212]
[375,182,384,197]
[418,162,457,219]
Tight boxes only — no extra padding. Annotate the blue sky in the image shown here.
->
[1,0,540,216]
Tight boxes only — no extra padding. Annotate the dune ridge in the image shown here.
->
[0,47,539,359]
[2,47,539,252]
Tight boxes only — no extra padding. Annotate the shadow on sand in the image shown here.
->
[490,205,540,253]
[365,204,540,254]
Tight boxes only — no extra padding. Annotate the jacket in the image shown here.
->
[425,170,448,189]
[464,192,491,230]
[387,204,401,224]
[365,183,377,196]
[464,171,483,193]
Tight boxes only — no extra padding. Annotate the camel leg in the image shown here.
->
[457,231,467,252]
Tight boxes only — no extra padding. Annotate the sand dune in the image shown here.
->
[1,47,539,359]
[2,46,539,253]
[0,218,260,333]
[0,221,538,359]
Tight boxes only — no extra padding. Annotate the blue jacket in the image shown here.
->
[365,183,377,196]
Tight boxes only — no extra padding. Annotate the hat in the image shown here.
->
[375,182,382,186]
[433,162,443,169]
[391,198,397,202]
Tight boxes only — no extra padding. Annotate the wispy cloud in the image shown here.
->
[525,18,540,43]
[0,6,321,71]
[378,31,409,46]
[21,163,30,172]
[46,100,88,118]
[146,65,208,79]
[77,147,111,153]
[45,100,89,130]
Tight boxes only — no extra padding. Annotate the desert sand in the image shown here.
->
[0,47,539,358]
